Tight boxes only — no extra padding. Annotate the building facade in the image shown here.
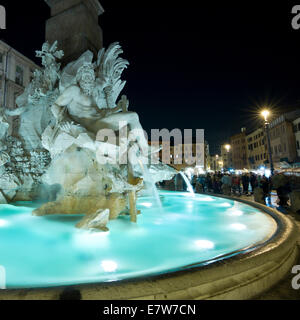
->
[0,40,40,135]
[169,142,204,171]
[268,110,300,165]
[293,117,300,159]
[151,138,205,172]
[204,141,210,171]
[246,127,268,170]
[221,144,232,170]
[230,128,247,170]
[210,154,223,172]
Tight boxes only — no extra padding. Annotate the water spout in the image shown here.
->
[179,172,195,196]
[138,160,162,209]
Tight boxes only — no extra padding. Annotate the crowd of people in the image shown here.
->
[192,172,269,195]
[185,171,299,208]
[158,170,300,209]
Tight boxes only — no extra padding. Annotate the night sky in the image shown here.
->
[1,0,300,154]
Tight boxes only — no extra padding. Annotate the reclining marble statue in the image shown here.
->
[2,41,176,231]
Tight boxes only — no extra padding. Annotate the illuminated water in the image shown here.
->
[179,172,195,195]
[0,191,277,288]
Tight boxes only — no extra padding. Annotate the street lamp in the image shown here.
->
[224,144,231,170]
[261,109,274,176]
[219,161,224,171]
[224,144,231,153]
[261,109,270,122]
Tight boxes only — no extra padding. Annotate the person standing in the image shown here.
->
[191,174,197,191]
[272,173,291,207]
[242,173,250,195]
[232,175,241,195]
[259,175,270,204]
[250,173,257,194]
[205,174,213,193]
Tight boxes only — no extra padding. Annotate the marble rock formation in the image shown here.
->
[75,209,110,232]
[2,40,177,230]
[0,110,51,203]
[33,193,127,220]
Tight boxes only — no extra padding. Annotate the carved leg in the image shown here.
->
[129,191,137,223]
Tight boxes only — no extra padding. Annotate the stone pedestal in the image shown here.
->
[45,0,104,65]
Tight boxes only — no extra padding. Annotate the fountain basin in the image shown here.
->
[0,192,298,299]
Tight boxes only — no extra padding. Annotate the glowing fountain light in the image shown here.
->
[101,260,118,273]
[227,210,244,217]
[218,202,232,208]
[0,219,8,227]
[230,223,247,231]
[195,240,215,249]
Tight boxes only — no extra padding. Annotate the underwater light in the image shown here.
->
[230,223,247,231]
[195,240,215,249]
[228,210,244,216]
[101,260,118,272]
[0,219,8,227]
[219,202,231,207]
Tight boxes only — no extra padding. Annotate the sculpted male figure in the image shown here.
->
[50,63,148,157]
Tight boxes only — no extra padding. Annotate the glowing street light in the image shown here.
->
[261,109,270,122]
[224,144,231,153]
[261,108,274,176]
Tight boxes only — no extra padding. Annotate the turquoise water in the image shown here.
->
[0,191,277,289]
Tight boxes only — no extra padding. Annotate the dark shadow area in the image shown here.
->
[59,287,82,300]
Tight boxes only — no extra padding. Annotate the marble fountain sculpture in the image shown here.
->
[1,41,177,231]
[0,42,297,298]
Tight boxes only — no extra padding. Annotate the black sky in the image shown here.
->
[1,1,300,154]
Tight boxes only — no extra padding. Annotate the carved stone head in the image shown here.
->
[76,62,96,96]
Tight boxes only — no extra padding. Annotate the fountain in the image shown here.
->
[1,41,176,231]
[179,172,195,195]
[0,41,298,300]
